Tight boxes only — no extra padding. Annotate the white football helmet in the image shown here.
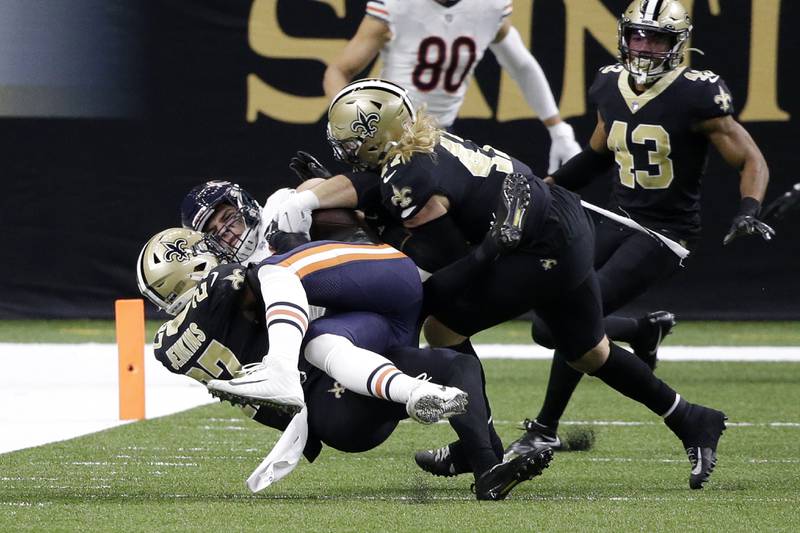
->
[136,227,219,315]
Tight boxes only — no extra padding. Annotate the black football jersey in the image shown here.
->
[153,263,266,381]
[373,132,549,244]
[152,263,309,432]
[590,64,734,237]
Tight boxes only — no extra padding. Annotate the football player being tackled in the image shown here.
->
[136,209,553,499]
[177,172,532,488]
[273,76,727,490]
[509,0,772,458]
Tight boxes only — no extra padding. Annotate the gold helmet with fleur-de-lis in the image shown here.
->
[326,78,416,171]
[618,0,693,84]
[136,228,219,315]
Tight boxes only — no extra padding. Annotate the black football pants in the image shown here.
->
[303,346,498,475]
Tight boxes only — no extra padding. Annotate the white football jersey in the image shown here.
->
[366,0,512,127]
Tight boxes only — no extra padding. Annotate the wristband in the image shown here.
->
[296,189,320,211]
[738,196,761,217]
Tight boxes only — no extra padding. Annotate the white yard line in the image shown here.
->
[0,343,797,455]
[474,344,800,361]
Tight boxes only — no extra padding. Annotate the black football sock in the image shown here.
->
[445,352,500,476]
[390,345,497,473]
[603,315,640,344]
[447,339,504,460]
[589,342,678,415]
[535,352,583,430]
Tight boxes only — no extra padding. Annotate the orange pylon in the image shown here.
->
[115,299,146,420]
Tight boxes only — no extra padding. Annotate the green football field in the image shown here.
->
[1,321,799,531]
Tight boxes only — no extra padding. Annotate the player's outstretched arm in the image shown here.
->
[323,15,390,98]
[489,19,580,172]
[274,175,360,233]
[698,116,773,244]
[547,112,613,189]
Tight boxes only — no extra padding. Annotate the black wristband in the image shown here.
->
[738,196,761,217]
[551,146,614,191]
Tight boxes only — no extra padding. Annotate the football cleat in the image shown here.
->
[472,447,554,501]
[630,310,676,370]
[493,172,531,252]
[675,404,727,489]
[406,382,468,424]
[414,444,472,478]
[206,362,305,416]
[504,419,563,456]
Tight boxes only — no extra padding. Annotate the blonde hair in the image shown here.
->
[383,107,441,165]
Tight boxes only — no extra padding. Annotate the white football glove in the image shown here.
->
[274,189,319,235]
[547,121,582,174]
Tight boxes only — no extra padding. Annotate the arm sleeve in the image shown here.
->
[256,265,310,359]
[489,26,559,121]
[551,146,615,191]
[344,171,381,210]
[380,157,441,222]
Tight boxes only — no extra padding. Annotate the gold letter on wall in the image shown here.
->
[247,0,347,124]
[560,0,619,118]
[739,0,789,121]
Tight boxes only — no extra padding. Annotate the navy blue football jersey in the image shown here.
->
[374,132,550,244]
[590,64,734,237]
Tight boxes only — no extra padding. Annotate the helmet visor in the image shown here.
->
[326,123,365,169]
[623,26,677,59]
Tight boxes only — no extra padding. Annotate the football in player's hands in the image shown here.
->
[311,209,366,241]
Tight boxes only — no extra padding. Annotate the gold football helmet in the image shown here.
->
[136,227,219,315]
[618,0,692,84]
[326,78,416,170]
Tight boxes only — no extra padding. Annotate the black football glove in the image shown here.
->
[289,151,333,182]
[723,215,775,245]
[760,183,800,222]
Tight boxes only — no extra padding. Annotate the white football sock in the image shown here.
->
[304,334,421,403]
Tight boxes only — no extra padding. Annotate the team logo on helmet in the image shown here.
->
[163,238,191,262]
[350,107,380,138]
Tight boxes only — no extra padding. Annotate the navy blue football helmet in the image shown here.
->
[180,180,263,262]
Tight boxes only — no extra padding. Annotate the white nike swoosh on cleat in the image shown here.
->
[691,448,703,475]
